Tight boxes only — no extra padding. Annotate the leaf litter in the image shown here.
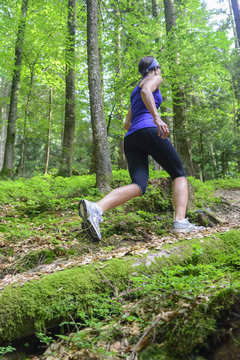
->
[0,189,240,291]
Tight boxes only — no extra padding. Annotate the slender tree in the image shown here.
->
[163,0,194,176]
[0,80,10,171]
[152,0,160,18]
[58,0,76,177]
[228,0,240,170]
[44,88,53,175]
[87,0,112,192]
[114,3,127,169]
[19,64,35,176]
[230,0,240,47]
[0,0,29,178]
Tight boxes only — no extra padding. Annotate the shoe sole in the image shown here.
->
[78,199,88,219]
[172,228,200,234]
[172,229,190,234]
[82,220,100,242]
[79,200,101,242]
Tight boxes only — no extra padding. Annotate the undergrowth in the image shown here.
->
[0,170,238,216]
[0,172,240,359]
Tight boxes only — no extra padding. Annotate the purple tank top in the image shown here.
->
[125,78,162,137]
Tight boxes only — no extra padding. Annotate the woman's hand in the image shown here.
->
[154,115,169,138]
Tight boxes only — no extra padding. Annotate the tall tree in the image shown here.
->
[44,88,53,175]
[0,80,10,171]
[0,0,28,178]
[163,0,194,176]
[87,0,112,191]
[229,0,240,170]
[231,0,240,47]
[58,0,76,177]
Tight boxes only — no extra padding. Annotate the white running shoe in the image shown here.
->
[78,199,103,241]
[172,218,205,234]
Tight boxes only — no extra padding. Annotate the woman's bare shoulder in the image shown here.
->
[139,75,162,90]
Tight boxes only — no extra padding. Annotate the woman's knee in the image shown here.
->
[132,183,146,196]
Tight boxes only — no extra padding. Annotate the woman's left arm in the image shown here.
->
[124,106,132,130]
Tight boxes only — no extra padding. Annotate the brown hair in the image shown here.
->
[138,56,155,76]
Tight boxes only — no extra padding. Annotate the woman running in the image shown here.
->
[79,56,204,241]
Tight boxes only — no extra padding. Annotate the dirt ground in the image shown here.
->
[214,189,240,226]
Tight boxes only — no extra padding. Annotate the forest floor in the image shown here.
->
[1,178,240,360]
[1,187,240,293]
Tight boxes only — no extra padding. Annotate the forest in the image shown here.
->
[1,0,240,359]
[0,0,239,184]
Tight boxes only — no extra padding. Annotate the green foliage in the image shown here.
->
[0,0,239,180]
[209,177,240,190]
[0,345,16,358]
[188,176,221,207]
[15,249,57,272]
[0,174,97,214]
[35,332,53,346]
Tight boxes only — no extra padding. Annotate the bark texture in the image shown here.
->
[58,0,76,177]
[163,0,194,176]
[19,68,34,176]
[1,0,28,178]
[44,88,53,175]
[231,0,240,47]
[87,0,112,191]
[152,0,160,18]
[0,81,10,171]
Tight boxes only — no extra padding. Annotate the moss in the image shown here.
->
[140,344,176,360]
[1,229,240,348]
[15,249,57,272]
[0,258,132,342]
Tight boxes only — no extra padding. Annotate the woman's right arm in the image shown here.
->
[141,76,169,138]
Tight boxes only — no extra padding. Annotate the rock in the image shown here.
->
[195,209,223,227]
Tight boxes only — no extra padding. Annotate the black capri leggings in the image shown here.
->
[124,127,186,195]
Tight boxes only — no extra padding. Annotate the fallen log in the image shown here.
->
[1,230,240,347]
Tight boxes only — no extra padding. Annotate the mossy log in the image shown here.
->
[1,229,240,355]
[0,259,133,343]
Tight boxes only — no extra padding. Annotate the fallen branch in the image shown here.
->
[94,265,118,297]
[127,311,176,360]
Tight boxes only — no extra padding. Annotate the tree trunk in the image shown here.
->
[228,0,240,171]
[199,130,205,181]
[44,88,53,175]
[114,4,127,170]
[230,0,240,47]
[87,0,112,192]
[151,0,162,171]
[163,0,194,176]
[0,81,10,172]
[221,150,226,178]
[152,0,160,18]
[0,0,29,178]
[19,69,34,177]
[58,0,76,177]
[172,86,194,175]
